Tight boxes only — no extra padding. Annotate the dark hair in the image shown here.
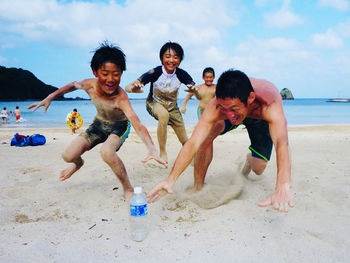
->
[215,69,254,105]
[16,106,19,109]
[73,108,77,112]
[159,41,184,62]
[203,67,215,77]
[90,41,126,72]
[3,107,6,110]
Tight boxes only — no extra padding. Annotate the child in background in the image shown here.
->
[125,41,196,161]
[69,108,78,134]
[28,42,167,200]
[1,107,8,124]
[181,67,216,119]
[14,106,21,123]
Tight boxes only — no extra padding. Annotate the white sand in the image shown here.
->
[0,124,349,262]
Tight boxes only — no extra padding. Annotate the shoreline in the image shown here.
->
[1,122,350,131]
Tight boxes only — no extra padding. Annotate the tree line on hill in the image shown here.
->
[0,66,86,101]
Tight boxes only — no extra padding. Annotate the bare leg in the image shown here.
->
[251,156,267,175]
[193,120,225,190]
[153,103,170,160]
[242,152,267,177]
[60,136,91,181]
[100,134,133,199]
[171,124,188,145]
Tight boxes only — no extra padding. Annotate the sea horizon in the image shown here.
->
[1,98,350,129]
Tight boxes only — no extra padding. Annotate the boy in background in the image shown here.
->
[181,67,216,119]
[14,106,21,123]
[125,41,196,161]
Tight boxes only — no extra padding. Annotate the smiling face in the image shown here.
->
[93,62,122,95]
[216,97,249,125]
[203,72,215,86]
[162,48,181,74]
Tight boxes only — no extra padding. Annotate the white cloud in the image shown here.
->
[337,18,350,38]
[311,29,344,48]
[264,0,303,28]
[310,18,350,49]
[318,0,350,11]
[0,0,235,50]
[255,0,281,7]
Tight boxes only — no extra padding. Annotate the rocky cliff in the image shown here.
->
[280,88,294,100]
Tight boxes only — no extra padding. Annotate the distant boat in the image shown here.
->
[327,98,350,103]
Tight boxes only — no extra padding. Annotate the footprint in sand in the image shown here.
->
[21,168,40,174]
[144,162,167,169]
[184,173,244,209]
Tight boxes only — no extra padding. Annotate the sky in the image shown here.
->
[1,0,350,99]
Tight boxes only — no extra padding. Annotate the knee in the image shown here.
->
[251,162,267,175]
[100,147,115,164]
[61,152,73,163]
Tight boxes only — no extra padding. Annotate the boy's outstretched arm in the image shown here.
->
[28,82,78,112]
[181,93,193,114]
[119,93,168,168]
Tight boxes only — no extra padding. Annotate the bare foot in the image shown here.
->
[59,160,84,181]
[160,152,168,162]
[192,183,205,192]
[241,153,252,177]
[124,189,134,203]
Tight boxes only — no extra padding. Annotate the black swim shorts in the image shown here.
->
[81,117,131,150]
[221,118,273,161]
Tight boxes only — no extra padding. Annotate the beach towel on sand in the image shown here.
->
[10,133,46,147]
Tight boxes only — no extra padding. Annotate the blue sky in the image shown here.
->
[1,0,350,99]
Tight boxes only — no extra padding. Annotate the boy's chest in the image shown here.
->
[199,86,215,98]
[89,92,120,111]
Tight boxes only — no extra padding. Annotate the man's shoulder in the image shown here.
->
[250,77,276,89]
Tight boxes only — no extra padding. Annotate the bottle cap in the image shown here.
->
[134,187,142,194]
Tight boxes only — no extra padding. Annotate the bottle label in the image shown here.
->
[130,204,148,217]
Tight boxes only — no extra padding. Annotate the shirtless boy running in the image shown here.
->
[148,69,294,213]
[181,67,216,118]
[28,42,167,199]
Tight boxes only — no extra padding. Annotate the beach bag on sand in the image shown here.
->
[10,133,46,147]
[11,133,29,147]
[28,134,46,146]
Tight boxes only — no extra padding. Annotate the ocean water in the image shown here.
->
[0,98,349,129]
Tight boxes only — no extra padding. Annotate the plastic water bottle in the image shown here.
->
[130,186,148,241]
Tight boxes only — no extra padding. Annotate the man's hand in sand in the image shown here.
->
[258,183,294,212]
[141,153,168,168]
[147,181,174,203]
[125,80,144,93]
[27,97,52,113]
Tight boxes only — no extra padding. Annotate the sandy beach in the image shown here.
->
[0,124,349,262]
